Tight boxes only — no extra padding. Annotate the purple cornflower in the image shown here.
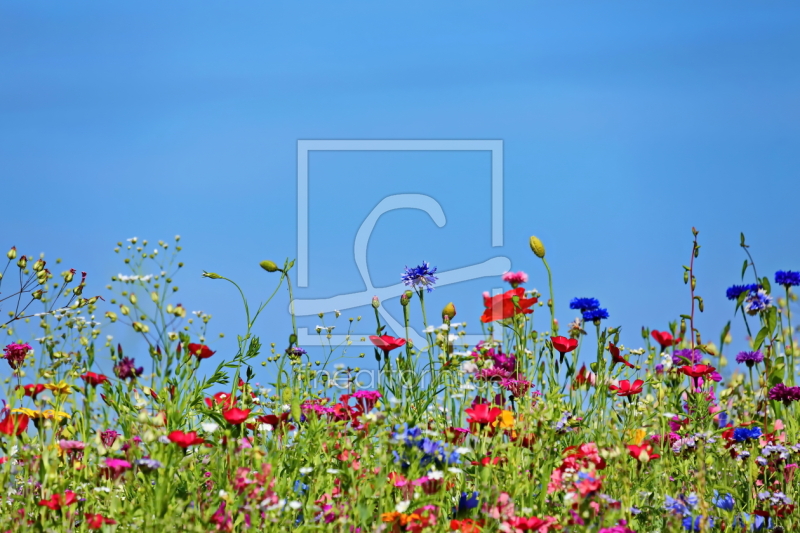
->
[735,350,764,367]
[3,343,31,370]
[672,349,702,366]
[499,378,531,398]
[113,357,143,380]
[745,289,772,315]
[401,262,438,292]
[775,270,800,287]
[767,383,800,404]
[135,457,163,472]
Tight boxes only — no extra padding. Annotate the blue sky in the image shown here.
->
[2,1,799,383]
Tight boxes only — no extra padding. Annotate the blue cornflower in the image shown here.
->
[712,491,735,511]
[293,480,309,494]
[726,283,761,300]
[683,516,713,531]
[582,308,609,322]
[569,297,600,312]
[745,289,772,315]
[734,513,772,531]
[458,491,479,511]
[735,350,764,367]
[775,270,800,287]
[665,495,691,516]
[401,262,438,292]
[135,457,163,472]
[732,426,762,442]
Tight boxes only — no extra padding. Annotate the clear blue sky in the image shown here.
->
[2,2,799,383]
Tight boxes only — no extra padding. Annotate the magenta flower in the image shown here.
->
[3,343,31,370]
[501,271,528,288]
[103,458,132,480]
[113,357,143,380]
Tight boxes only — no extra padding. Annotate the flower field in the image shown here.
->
[1,230,799,532]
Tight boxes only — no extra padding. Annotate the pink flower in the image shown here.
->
[501,271,528,288]
[3,343,31,370]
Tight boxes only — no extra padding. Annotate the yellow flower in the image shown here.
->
[12,407,40,418]
[44,381,73,396]
[492,410,516,430]
[41,410,71,422]
[627,428,646,446]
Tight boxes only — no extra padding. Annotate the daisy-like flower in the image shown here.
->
[775,270,800,287]
[735,350,764,368]
[3,343,31,370]
[401,262,438,292]
[501,271,528,288]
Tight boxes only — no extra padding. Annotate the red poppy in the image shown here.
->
[470,456,505,467]
[551,336,578,354]
[679,364,716,378]
[17,383,46,398]
[651,330,681,349]
[608,343,634,369]
[450,518,484,533]
[168,430,205,448]
[204,392,236,410]
[187,343,215,359]
[81,372,109,387]
[608,379,644,397]
[0,413,28,436]
[627,443,660,462]
[254,412,294,432]
[369,335,406,355]
[506,516,558,532]
[222,407,250,425]
[38,490,78,511]
[480,288,537,323]
[465,403,502,427]
[85,513,117,529]
[573,365,595,388]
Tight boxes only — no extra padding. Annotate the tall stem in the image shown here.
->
[542,257,557,335]
[785,286,796,386]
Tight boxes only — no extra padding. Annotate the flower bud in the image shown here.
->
[7,246,16,260]
[105,311,118,323]
[32,259,45,272]
[64,269,75,283]
[202,272,223,279]
[259,260,279,273]
[372,296,380,309]
[442,302,456,321]
[32,289,43,300]
[17,255,27,269]
[529,236,546,258]
[129,293,137,305]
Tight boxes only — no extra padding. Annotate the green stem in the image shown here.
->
[541,257,557,335]
[785,286,795,386]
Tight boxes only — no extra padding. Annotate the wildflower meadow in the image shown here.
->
[1,229,799,533]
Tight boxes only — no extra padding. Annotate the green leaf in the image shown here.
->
[766,306,778,335]
[719,321,731,353]
[740,232,746,247]
[741,259,748,280]
[761,276,771,295]
[753,326,769,350]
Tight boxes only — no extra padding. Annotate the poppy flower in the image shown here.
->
[17,383,46,399]
[369,335,406,356]
[85,513,117,529]
[222,407,251,425]
[204,392,236,410]
[573,365,595,388]
[0,413,29,436]
[608,379,644,397]
[608,343,634,369]
[255,412,294,432]
[480,288,537,323]
[168,430,205,448]
[551,336,578,354]
[450,518,484,532]
[679,364,716,378]
[81,372,109,387]
[465,403,502,428]
[627,443,660,462]
[38,490,77,510]
[651,330,681,349]
[470,456,505,467]
[187,343,215,359]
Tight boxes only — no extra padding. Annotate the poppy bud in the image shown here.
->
[202,272,222,279]
[442,302,456,321]
[372,296,380,309]
[529,236,546,258]
[259,260,279,273]
[7,246,16,260]
[289,333,297,345]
